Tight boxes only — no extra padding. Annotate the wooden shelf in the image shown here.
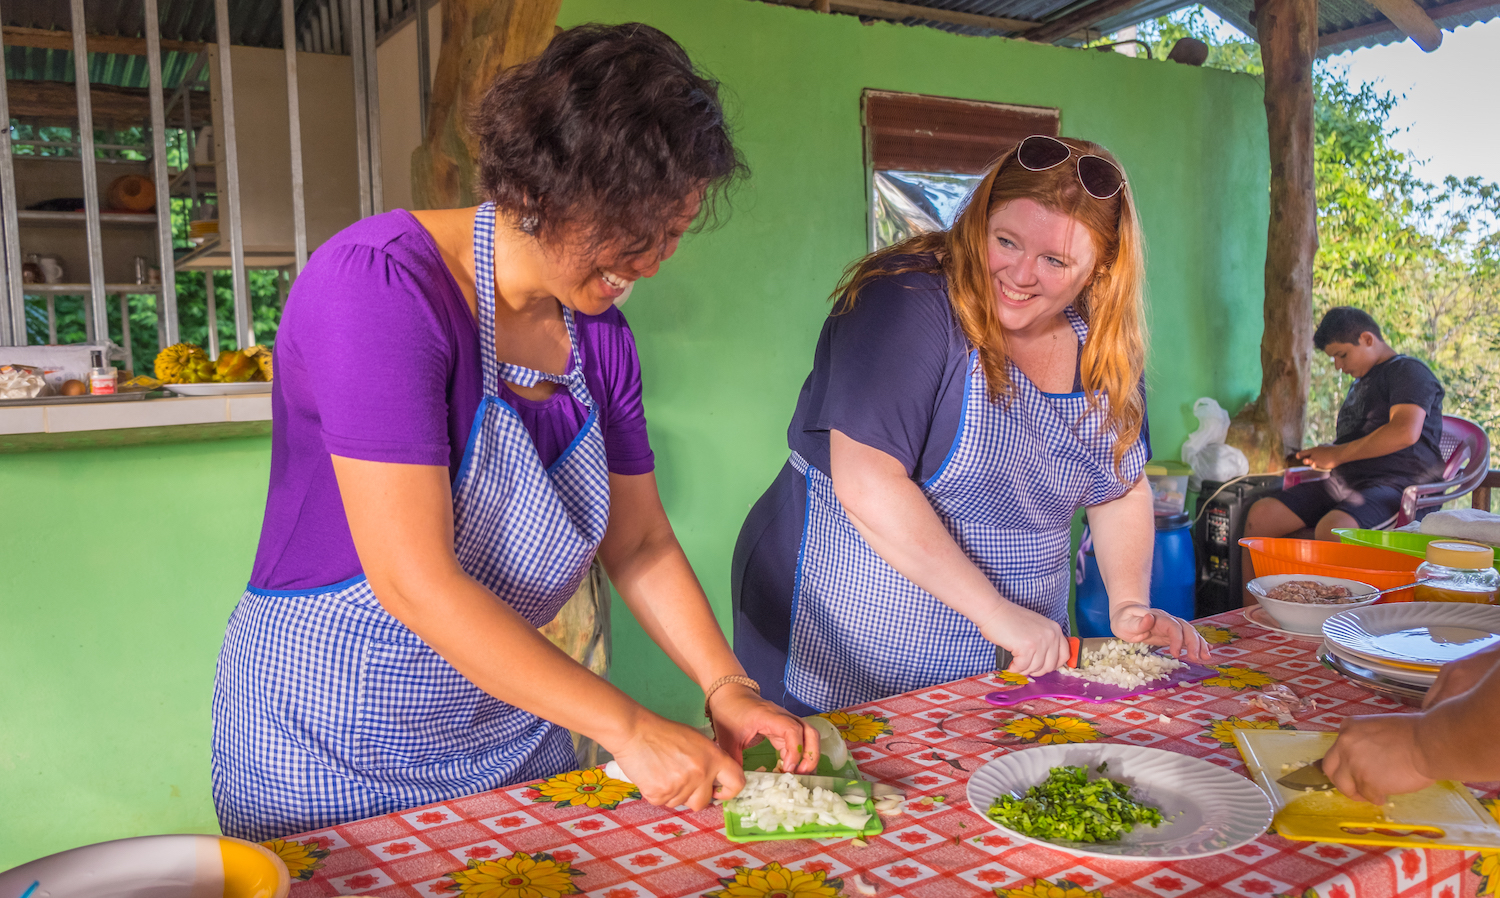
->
[0,393,273,453]
[22,283,164,294]
[17,209,159,228]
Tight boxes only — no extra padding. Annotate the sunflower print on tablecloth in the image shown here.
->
[1201,665,1276,689]
[819,710,892,743]
[997,877,1110,898]
[1205,716,1294,746]
[1000,715,1099,745]
[1195,623,1237,645]
[532,767,639,810]
[260,837,330,881]
[704,861,843,898]
[438,851,584,898]
[1473,798,1500,895]
[993,670,1031,685]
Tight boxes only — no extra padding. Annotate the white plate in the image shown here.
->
[165,382,272,396]
[1321,641,1439,685]
[966,744,1273,860]
[1242,605,1323,640]
[1323,602,1500,668]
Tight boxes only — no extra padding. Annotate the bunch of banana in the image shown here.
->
[242,345,273,381]
[214,349,259,384]
[154,343,213,384]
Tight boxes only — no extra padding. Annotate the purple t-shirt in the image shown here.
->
[249,210,654,591]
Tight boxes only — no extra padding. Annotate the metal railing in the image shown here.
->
[0,0,393,352]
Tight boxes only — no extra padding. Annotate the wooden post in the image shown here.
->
[1228,0,1318,472]
[410,0,563,209]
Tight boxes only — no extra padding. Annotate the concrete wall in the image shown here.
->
[376,2,442,213]
[0,0,1268,867]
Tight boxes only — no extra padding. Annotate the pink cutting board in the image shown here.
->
[984,661,1219,706]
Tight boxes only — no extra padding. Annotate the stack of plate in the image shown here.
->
[1320,603,1500,704]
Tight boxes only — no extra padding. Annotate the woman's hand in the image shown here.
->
[1111,601,1212,664]
[609,711,746,810]
[1423,643,1500,708]
[976,601,1071,676]
[709,684,821,775]
[1322,713,1434,804]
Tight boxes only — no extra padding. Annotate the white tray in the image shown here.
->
[164,382,272,396]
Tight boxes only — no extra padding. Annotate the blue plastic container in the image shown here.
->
[1075,512,1196,637]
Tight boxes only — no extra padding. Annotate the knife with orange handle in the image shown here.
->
[994,636,1109,674]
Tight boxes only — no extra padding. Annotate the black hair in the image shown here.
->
[1313,307,1384,350]
[470,23,747,257]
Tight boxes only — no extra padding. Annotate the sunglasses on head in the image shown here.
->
[1013,135,1126,200]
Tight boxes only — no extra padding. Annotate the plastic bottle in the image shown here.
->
[88,350,116,395]
[1414,539,1500,604]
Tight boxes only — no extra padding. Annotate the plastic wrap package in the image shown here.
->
[871,171,981,249]
[1180,397,1250,488]
[0,364,48,399]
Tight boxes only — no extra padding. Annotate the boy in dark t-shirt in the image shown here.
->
[1244,307,1446,549]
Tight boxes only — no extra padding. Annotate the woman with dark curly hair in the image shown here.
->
[211,23,817,840]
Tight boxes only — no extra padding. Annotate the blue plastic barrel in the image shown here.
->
[1075,512,1196,637]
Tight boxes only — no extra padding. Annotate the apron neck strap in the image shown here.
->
[472,202,593,408]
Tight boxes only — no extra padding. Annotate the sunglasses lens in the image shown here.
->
[1078,155,1124,198]
[1016,136,1071,171]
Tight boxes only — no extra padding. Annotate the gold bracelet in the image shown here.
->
[703,675,760,719]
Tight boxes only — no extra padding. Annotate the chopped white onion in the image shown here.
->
[1056,640,1186,689]
[725,772,872,833]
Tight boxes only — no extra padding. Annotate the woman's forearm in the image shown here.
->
[1416,661,1500,782]
[1087,478,1154,615]
[597,472,746,692]
[331,456,650,752]
[374,561,648,749]
[828,430,1007,624]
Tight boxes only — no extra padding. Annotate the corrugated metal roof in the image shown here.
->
[1201,0,1499,56]
[767,0,1500,54]
[0,0,433,97]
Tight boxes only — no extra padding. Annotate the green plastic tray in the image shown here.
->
[1332,528,1446,559]
[726,742,883,843]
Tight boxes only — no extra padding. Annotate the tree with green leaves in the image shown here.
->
[1135,8,1500,463]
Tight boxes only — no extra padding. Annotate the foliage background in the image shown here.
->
[14,120,286,370]
[1132,9,1500,463]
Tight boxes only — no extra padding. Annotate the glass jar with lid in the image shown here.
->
[1414,539,1500,604]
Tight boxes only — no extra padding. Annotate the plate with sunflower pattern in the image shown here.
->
[966,744,1273,860]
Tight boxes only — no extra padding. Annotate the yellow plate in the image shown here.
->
[1232,729,1500,851]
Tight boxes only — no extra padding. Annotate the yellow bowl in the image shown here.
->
[0,834,289,898]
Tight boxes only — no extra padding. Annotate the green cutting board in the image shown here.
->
[726,741,884,843]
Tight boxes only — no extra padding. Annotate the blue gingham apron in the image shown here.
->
[784,308,1146,711]
[212,202,610,841]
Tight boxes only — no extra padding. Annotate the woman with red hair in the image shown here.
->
[734,136,1212,713]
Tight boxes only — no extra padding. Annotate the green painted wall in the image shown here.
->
[0,438,269,866]
[0,0,1267,869]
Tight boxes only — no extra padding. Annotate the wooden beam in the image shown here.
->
[2,25,204,57]
[5,79,210,128]
[1228,0,1319,470]
[828,0,1042,33]
[1025,0,1152,43]
[411,0,563,209]
[1319,0,1480,49]
[1366,0,1443,49]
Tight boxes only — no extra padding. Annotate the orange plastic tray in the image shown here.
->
[1238,538,1422,602]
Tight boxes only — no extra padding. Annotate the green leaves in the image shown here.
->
[985,764,1165,843]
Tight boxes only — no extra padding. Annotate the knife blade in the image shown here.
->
[1276,759,1335,792]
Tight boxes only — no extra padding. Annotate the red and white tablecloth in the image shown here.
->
[267,610,1500,898]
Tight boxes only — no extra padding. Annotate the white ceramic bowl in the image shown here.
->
[1250,573,1379,634]
[0,834,289,898]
